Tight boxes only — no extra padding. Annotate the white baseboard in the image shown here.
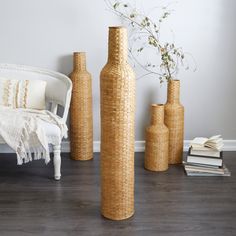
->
[63,140,236,152]
[1,140,236,153]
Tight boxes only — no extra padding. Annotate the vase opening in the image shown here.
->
[151,104,164,107]
[109,26,125,29]
[74,51,86,55]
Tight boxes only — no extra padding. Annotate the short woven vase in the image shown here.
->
[145,104,169,171]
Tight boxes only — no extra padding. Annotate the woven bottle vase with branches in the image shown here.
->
[145,104,169,171]
[164,80,184,164]
[70,52,93,161]
[100,27,135,220]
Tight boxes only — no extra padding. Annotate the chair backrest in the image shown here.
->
[0,63,72,122]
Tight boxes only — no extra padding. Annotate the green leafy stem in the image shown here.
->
[105,0,196,82]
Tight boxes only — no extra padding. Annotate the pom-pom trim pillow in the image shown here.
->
[0,79,46,110]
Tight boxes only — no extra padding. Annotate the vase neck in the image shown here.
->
[108,27,128,64]
[151,104,164,125]
[73,52,86,71]
[167,80,180,104]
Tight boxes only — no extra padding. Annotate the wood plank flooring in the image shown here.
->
[0,152,235,236]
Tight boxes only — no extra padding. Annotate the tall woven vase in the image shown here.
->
[164,80,184,164]
[145,104,169,171]
[100,27,135,220]
[70,52,93,161]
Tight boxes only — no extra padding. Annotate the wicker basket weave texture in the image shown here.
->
[145,104,169,171]
[100,27,135,220]
[164,80,184,164]
[70,52,93,161]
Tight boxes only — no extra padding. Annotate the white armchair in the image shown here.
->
[0,64,72,180]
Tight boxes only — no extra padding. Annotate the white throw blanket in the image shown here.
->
[0,106,68,165]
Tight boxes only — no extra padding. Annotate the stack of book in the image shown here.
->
[183,135,231,176]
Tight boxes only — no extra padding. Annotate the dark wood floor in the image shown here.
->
[0,152,235,236]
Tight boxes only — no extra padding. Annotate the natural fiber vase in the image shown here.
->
[145,104,169,171]
[100,27,135,220]
[164,80,184,164]
[70,52,93,161]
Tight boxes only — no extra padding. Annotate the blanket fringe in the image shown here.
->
[16,118,50,165]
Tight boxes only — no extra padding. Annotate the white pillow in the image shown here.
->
[0,79,46,110]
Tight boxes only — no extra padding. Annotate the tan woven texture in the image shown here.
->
[145,104,169,171]
[164,80,184,164]
[100,27,135,220]
[70,52,93,161]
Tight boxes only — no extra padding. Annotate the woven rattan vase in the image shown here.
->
[164,80,184,164]
[100,27,135,220]
[145,104,169,171]
[70,52,93,161]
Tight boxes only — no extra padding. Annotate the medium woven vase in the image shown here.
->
[70,52,93,161]
[145,104,169,171]
[100,27,135,220]
[164,80,184,164]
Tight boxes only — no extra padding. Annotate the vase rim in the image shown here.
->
[170,79,180,82]
[74,52,86,55]
[151,103,164,107]
[109,26,126,29]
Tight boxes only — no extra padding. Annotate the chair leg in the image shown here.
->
[53,145,61,180]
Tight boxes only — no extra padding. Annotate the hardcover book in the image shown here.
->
[184,165,231,177]
[186,155,223,167]
[189,147,222,158]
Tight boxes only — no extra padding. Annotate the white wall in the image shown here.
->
[0,0,235,141]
